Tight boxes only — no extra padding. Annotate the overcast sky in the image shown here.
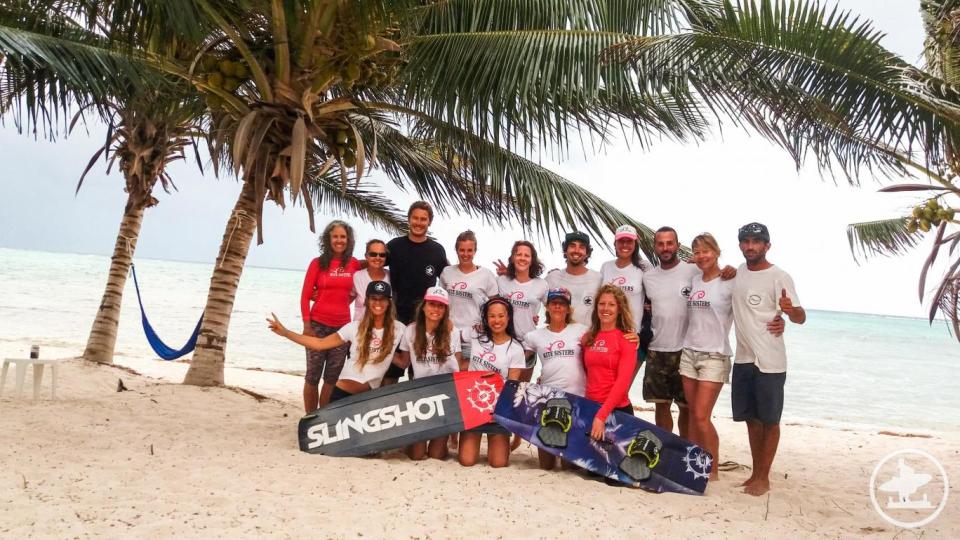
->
[0,1,947,318]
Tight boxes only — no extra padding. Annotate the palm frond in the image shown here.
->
[612,0,960,178]
[303,168,408,235]
[846,217,923,262]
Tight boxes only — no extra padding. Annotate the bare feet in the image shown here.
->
[510,434,523,451]
[738,475,757,487]
[743,478,770,496]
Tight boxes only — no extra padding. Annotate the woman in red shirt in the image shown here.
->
[582,284,638,440]
[300,220,361,412]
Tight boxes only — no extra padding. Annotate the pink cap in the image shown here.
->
[614,225,638,241]
[424,286,450,305]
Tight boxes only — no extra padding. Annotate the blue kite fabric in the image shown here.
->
[130,264,203,361]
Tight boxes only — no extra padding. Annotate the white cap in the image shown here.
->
[424,286,450,305]
[615,225,638,241]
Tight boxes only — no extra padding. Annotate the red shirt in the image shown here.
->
[300,257,361,326]
[582,329,637,422]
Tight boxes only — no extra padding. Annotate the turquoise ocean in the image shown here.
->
[2,247,958,433]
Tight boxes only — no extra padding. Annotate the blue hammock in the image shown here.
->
[130,263,203,360]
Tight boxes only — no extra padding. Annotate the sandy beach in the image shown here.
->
[1,355,956,539]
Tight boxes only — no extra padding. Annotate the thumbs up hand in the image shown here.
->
[779,288,794,316]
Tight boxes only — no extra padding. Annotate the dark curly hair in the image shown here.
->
[506,240,544,279]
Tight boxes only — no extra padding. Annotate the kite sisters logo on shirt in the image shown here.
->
[589,339,608,353]
[506,290,532,309]
[369,337,383,354]
[610,276,635,293]
[472,350,500,372]
[542,340,575,359]
[447,281,473,299]
[687,289,710,308]
[328,267,351,278]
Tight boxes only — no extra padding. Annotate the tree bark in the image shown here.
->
[82,193,144,364]
[183,179,258,386]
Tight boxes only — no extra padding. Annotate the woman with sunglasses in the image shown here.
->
[458,296,526,468]
[352,239,390,322]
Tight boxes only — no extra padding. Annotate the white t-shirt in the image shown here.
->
[600,260,645,332]
[523,323,588,395]
[465,329,526,379]
[545,268,602,327]
[351,270,391,322]
[642,263,701,352]
[496,275,548,342]
[732,265,800,373]
[683,274,734,356]
[399,323,461,379]
[336,320,405,387]
[439,265,499,331]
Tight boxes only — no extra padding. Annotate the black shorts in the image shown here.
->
[466,422,511,436]
[614,404,635,416]
[329,386,355,403]
[731,363,786,425]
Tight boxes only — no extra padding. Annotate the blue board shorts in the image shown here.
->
[731,363,786,425]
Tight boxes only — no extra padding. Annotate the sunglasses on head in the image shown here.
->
[367,251,387,258]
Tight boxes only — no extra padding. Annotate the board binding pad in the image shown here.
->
[493,381,712,494]
[298,371,504,456]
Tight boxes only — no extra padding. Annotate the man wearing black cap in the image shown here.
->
[546,231,603,327]
[731,222,805,497]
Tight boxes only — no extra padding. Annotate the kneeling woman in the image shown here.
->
[583,285,638,441]
[397,286,462,460]
[268,281,405,402]
[459,297,526,468]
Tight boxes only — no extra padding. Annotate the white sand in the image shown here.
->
[1,358,956,538]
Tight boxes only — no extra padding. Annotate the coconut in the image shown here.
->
[234,63,249,79]
[218,60,236,77]
[224,77,241,92]
[207,72,224,89]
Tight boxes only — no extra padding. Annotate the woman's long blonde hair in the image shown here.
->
[584,285,634,346]
[354,295,397,369]
[413,299,452,360]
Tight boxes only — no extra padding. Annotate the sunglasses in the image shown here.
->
[367,251,387,258]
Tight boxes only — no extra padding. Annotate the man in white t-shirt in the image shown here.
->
[642,226,737,438]
[731,222,805,497]
[545,231,603,327]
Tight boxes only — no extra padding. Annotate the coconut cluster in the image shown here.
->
[197,56,252,109]
[908,198,956,232]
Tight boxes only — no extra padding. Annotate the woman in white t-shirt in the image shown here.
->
[268,280,404,402]
[439,230,499,357]
[522,287,588,470]
[459,297,526,468]
[352,239,390,321]
[495,240,548,365]
[396,287,462,460]
[679,233,734,481]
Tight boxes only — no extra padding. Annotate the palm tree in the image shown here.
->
[0,1,211,364]
[839,0,960,336]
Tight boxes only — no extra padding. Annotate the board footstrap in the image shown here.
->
[536,398,573,449]
[618,430,663,481]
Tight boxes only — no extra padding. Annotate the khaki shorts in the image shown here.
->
[679,348,731,384]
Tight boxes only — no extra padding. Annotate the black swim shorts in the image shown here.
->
[731,362,786,425]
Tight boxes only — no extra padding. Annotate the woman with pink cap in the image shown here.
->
[396,286,463,460]
[600,225,647,359]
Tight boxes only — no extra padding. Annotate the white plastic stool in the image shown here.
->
[0,358,65,399]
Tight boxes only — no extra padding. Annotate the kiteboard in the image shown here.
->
[298,371,504,456]
[493,380,712,494]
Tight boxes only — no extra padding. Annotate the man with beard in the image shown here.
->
[545,231,603,327]
[731,222,804,496]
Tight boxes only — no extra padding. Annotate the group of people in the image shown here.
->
[267,201,805,496]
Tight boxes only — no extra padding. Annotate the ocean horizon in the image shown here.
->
[3,246,958,434]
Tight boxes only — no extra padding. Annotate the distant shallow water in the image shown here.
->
[2,247,958,433]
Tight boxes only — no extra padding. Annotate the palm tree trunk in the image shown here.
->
[183,179,258,386]
[82,193,144,364]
